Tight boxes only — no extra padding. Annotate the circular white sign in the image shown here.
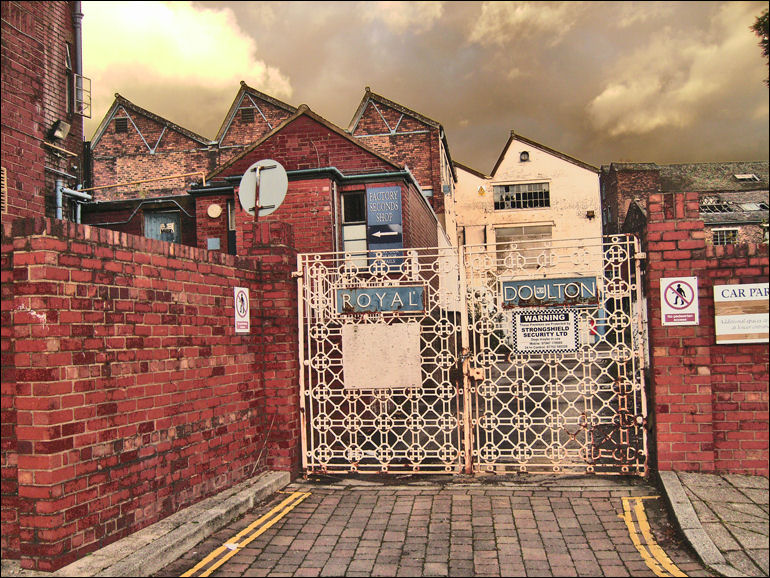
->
[207,203,222,219]
[238,159,288,217]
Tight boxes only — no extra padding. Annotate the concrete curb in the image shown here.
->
[5,471,290,577]
[657,471,746,578]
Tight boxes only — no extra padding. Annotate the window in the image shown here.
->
[342,192,367,267]
[115,117,128,133]
[64,43,73,115]
[241,108,255,123]
[734,173,760,182]
[227,200,236,255]
[712,228,738,246]
[495,225,553,269]
[145,212,181,244]
[493,182,550,210]
[700,197,733,213]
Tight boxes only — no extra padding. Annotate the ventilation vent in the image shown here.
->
[115,117,128,133]
[241,108,255,123]
[1,167,7,214]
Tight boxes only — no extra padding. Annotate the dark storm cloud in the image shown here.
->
[84,1,769,173]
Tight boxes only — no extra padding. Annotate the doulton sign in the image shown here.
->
[501,277,598,308]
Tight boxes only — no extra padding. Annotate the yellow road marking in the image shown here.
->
[181,491,311,578]
[620,496,687,577]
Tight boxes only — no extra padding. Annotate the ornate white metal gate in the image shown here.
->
[298,235,648,476]
[298,248,466,474]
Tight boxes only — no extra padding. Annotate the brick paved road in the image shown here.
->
[156,475,714,577]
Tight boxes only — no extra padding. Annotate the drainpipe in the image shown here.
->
[56,179,63,220]
[73,1,84,134]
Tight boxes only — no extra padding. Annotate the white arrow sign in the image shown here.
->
[372,230,399,238]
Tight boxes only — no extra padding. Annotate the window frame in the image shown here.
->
[493,182,550,211]
[712,227,739,246]
[341,191,367,267]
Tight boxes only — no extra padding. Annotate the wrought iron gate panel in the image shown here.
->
[463,235,647,475]
[298,236,647,476]
[298,248,465,474]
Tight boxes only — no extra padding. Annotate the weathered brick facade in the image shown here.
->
[349,89,454,218]
[1,0,86,222]
[89,84,296,202]
[209,106,439,255]
[638,192,769,475]
[1,217,299,571]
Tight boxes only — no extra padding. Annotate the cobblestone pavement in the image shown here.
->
[155,475,714,577]
[679,473,769,576]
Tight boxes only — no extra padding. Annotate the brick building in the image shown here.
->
[1,0,89,222]
[84,85,453,253]
[623,192,768,476]
[194,104,443,257]
[348,87,457,238]
[601,161,769,241]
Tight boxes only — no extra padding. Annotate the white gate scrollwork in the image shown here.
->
[298,236,648,476]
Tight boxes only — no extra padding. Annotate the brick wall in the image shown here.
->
[1,217,299,571]
[644,192,769,475]
[91,114,215,201]
[1,1,85,221]
[602,165,660,234]
[352,102,445,214]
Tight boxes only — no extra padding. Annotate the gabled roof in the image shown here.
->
[207,104,403,181]
[659,161,769,193]
[213,80,297,144]
[348,87,456,180]
[491,131,599,177]
[90,93,212,148]
[453,161,489,180]
[348,87,442,133]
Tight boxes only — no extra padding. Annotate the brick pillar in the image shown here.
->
[241,220,301,476]
[646,192,716,472]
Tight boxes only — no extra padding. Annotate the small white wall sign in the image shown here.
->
[234,287,250,334]
[660,277,699,326]
[713,283,769,344]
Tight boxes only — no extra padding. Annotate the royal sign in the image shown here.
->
[337,286,425,314]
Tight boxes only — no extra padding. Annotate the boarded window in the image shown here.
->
[144,211,181,244]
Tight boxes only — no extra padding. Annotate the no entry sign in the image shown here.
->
[660,277,699,326]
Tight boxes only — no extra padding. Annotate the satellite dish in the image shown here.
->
[238,159,288,217]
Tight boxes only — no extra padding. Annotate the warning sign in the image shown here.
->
[660,277,699,326]
[512,309,578,353]
[234,287,250,334]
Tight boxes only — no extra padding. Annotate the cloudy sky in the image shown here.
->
[82,1,769,173]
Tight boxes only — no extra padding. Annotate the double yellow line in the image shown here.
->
[621,496,687,577]
[182,491,311,578]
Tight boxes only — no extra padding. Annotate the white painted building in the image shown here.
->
[454,130,602,249]
[453,131,603,284]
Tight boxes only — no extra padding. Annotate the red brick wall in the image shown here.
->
[1,1,85,221]
[195,194,234,253]
[218,99,294,166]
[602,166,660,234]
[352,102,445,214]
[401,181,438,249]
[91,112,215,201]
[645,192,769,475]
[1,217,299,571]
